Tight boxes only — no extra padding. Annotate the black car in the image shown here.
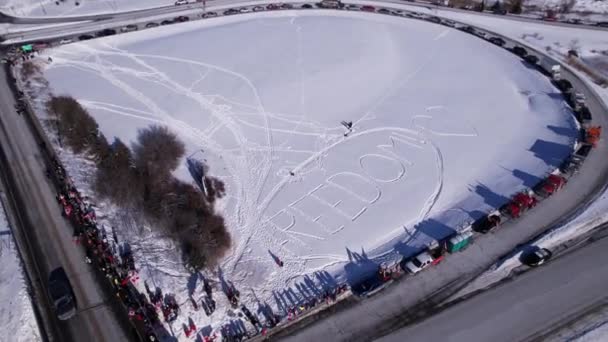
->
[223,8,239,15]
[48,267,77,320]
[350,273,384,296]
[458,25,475,34]
[427,16,441,23]
[145,22,159,28]
[573,143,593,161]
[559,157,581,177]
[300,3,313,8]
[489,37,506,46]
[524,54,539,65]
[378,8,391,14]
[175,16,189,22]
[472,214,501,233]
[520,248,552,267]
[281,3,294,9]
[95,28,116,37]
[575,105,592,123]
[553,78,573,92]
[78,34,94,41]
[512,46,528,57]
[160,20,174,25]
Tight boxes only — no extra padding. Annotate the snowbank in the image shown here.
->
[0,205,42,341]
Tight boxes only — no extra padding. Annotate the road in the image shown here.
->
[0,0,606,44]
[377,234,608,342]
[0,63,135,341]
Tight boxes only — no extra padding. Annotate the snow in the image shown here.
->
[0,0,176,17]
[0,204,42,341]
[572,323,608,342]
[524,0,608,15]
[29,9,579,338]
[544,305,608,341]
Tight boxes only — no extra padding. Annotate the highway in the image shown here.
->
[377,234,608,342]
[0,62,136,340]
[0,0,606,44]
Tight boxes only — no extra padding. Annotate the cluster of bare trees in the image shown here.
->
[46,95,231,271]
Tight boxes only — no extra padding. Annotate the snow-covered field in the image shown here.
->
[0,205,41,342]
[30,9,578,337]
[0,0,176,17]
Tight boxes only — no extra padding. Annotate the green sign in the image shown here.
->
[21,44,33,52]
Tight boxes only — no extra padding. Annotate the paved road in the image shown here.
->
[0,63,135,341]
[0,0,606,44]
[377,234,608,342]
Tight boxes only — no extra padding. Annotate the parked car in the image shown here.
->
[95,29,116,37]
[520,248,552,267]
[489,37,505,46]
[559,157,581,177]
[573,143,593,161]
[458,25,475,34]
[239,7,251,13]
[346,4,359,10]
[402,251,434,274]
[524,54,539,65]
[360,5,375,12]
[441,19,456,27]
[175,16,189,22]
[512,46,528,57]
[160,20,174,25]
[145,22,159,28]
[472,214,501,233]
[48,267,77,320]
[266,3,280,10]
[59,38,73,45]
[253,5,265,11]
[175,0,188,5]
[575,105,592,124]
[281,3,294,9]
[378,8,391,14]
[596,21,608,28]
[202,11,217,18]
[427,16,441,23]
[78,34,94,41]
[350,272,384,296]
[223,8,238,15]
[120,24,138,32]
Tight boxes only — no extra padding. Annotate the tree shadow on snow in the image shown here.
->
[187,272,202,297]
[547,124,578,139]
[529,139,572,168]
[465,209,487,222]
[413,218,457,242]
[343,248,379,288]
[511,168,543,188]
[470,182,510,208]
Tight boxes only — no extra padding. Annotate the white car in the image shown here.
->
[402,251,434,274]
[59,39,73,45]
[175,0,188,5]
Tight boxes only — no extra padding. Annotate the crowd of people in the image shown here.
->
[48,156,172,341]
